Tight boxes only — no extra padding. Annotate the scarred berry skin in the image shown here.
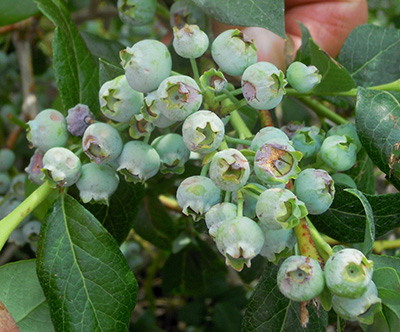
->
[211,29,257,76]
[82,123,123,165]
[66,104,94,137]
[286,62,321,93]
[205,202,237,233]
[327,123,362,152]
[151,133,190,174]
[0,172,10,195]
[42,147,82,187]
[209,149,250,191]
[25,149,45,185]
[280,121,305,140]
[173,24,209,59]
[292,126,325,159]
[256,188,308,230]
[320,135,357,171]
[99,75,143,123]
[182,110,225,154]
[259,225,296,262]
[156,75,202,121]
[332,281,381,324]
[324,248,373,299]
[120,40,172,93]
[27,109,68,152]
[76,163,119,205]
[250,127,290,152]
[117,0,157,26]
[0,149,15,171]
[242,62,287,110]
[294,168,335,215]
[277,255,325,302]
[176,175,222,221]
[118,141,160,183]
[214,216,264,271]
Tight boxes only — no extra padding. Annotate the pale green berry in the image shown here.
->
[286,62,321,93]
[173,24,209,59]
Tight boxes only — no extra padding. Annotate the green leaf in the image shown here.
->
[0,260,54,332]
[309,40,356,93]
[133,191,177,250]
[344,188,375,257]
[372,254,400,272]
[356,88,400,189]
[309,186,400,243]
[84,180,145,245]
[0,0,39,26]
[35,0,99,115]
[345,148,375,195]
[339,24,400,87]
[294,22,312,65]
[242,262,328,332]
[373,267,400,320]
[99,58,124,86]
[191,0,285,38]
[36,194,137,332]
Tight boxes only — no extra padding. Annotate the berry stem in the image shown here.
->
[297,97,349,125]
[0,182,57,251]
[306,217,333,261]
[230,111,252,139]
[190,58,204,93]
[113,122,130,132]
[200,161,210,177]
[224,135,252,146]
[373,238,400,254]
[7,113,29,129]
[224,190,231,203]
[293,217,323,264]
[236,190,244,217]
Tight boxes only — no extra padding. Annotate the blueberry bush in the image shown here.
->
[1,0,400,331]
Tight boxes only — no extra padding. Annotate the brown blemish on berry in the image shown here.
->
[242,80,257,102]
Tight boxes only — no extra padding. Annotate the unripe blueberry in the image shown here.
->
[205,202,237,234]
[22,220,41,243]
[140,91,176,128]
[120,40,172,93]
[27,109,68,152]
[25,149,45,185]
[169,0,206,29]
[99,75,143,123]
[0,149,15,171]
[0,172,10,195]
[256,188,308,230]
[76,163,120,205]
[320,135,357,171]
[277,255,325,302]
[82,123,123,165]
[182,110,225,154]
[209,149,250,191]
[292,126,325,158]
[66,104,94,137]
[42,147,82,187]
[294,168,335,215]
[250,127,290,152]
[332,281,381,324]
[286,62,321,93]
[214,216,264,271]
[280,121,305,139]
[173,24,209,59]
[117,0,157,26]
[242,62,287,110]
[151,133,190,174]
[176,176,222,221]
[325,248,373,299]
[254,142,302,185]
[331,173,357,188]
[129,113,154,139]
[156,75,202,121]
[10,174,26,200]
[259,225,296,262]
[211,29,257,76]
[118,141,160,183]
[200,68,227,93]
[327,123,362,152]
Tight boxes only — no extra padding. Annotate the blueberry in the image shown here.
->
[117,0,157,26]
[209,148,250,191]
[294,168,335,215]
[0,172,10,195]
[320,135,357,171]
[129,113,155,139]
[231,182,267,219]
[10,174,26,200]
[211,29,257,76]
[205,202,237,234]
[327,123,362,152]
[0,149,15,171]
[286,62,321,93]
[242,62,287,110]
[169,0,206,29]
[292,126,325,158]
[42,147,82,187]
[25,149,45,185]
[176,175,222,221]
[200,68,227,93]
[76,163,120,205]
[259,225,296,262]
[277,255,325,302]
[82,123,123,165]
[173,24,209,59]
[66,104,94,137]
[140,91,176,128]
[280,121,305,139]
[120,40,172,93]
[325,248,373,299]
[182,110,225,154]
[22,220,41,244]
[156,75,202,121]
[250,127,290,152]
[256,188,308,230]
[214,216,264,271]
[27,109,68,152]
[151,133,190,174]
[117,141,160,183]
[99,75,143,123]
